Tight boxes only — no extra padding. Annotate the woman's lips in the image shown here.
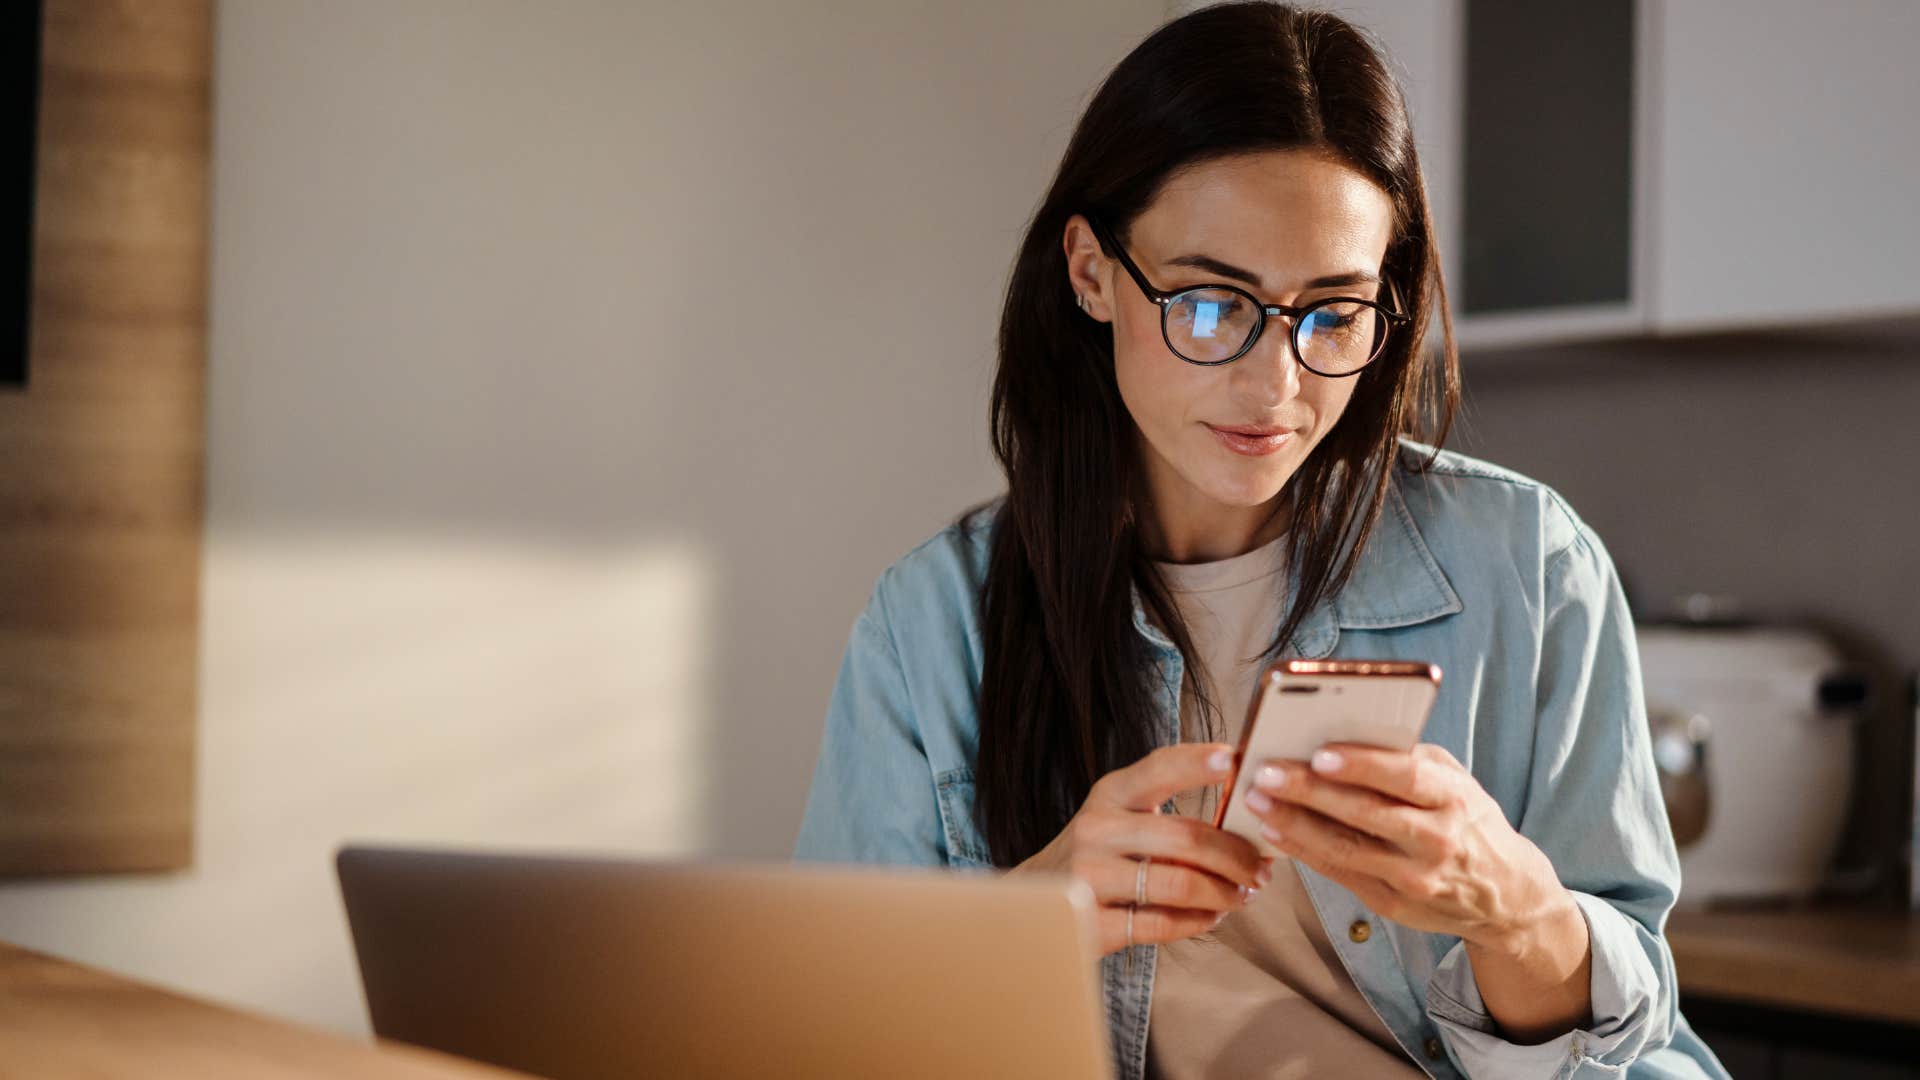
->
[1206,423,1295,457]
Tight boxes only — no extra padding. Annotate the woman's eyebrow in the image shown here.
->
[1165,252,1380,291]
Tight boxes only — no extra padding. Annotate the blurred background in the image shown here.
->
[1,1,1916,1077]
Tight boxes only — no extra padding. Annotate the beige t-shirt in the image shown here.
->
[1145,532,1422,1080]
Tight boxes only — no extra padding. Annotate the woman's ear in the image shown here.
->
[1061,215,1112,323]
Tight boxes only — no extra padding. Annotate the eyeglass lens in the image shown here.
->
[1164,289,1386,373]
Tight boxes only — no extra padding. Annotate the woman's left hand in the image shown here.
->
[1243,741,1573,953]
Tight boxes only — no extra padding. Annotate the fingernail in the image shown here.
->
[1238,884,1250,902]
[1254,765,1287,791]
[1245,789,1274,814]
[1256,863,1273,888]
[1261,824,1283,846]
[1207,748,1234,774]
[1212,912,1228,928]
[1311,749,1343,773]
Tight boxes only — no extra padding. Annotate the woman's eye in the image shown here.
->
[1305,307,1360,333]
[1170,292,1250,338]
[1174,295,1244,315]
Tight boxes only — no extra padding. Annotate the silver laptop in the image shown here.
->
[336,844,1113,1080]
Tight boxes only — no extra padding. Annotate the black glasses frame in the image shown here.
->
[1083,213,1412,377]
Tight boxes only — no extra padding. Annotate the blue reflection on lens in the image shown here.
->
[1191,301,1220,339]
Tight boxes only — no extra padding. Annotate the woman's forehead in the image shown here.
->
[1134,151,1394,284]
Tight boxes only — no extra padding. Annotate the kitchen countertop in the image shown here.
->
[0,940,532,1079]
[6,909,1915,1075]
[1667,906,1920,1027]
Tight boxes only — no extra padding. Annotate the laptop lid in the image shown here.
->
[336,844,1112,1080]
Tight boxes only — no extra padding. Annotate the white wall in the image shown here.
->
[0,0,1169,1036]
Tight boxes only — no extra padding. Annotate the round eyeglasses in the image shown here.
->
[1083,213,1411,377]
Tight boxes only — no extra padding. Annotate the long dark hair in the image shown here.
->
[960,1,1460,867]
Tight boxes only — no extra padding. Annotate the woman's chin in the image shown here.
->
[1151,439,1297,510]
[1196,470,1292,510]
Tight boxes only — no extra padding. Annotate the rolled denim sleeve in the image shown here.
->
[1426,515,1692,1078]
[792,579,946,867]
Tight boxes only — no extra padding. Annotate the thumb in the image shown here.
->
[1095,742,1236,813]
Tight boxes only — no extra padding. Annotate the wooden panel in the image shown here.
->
[1668,908,1920,1027]
[0,939,535,1078]
[0,0,210,873]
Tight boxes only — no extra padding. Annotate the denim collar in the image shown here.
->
[1129,477,1463,660]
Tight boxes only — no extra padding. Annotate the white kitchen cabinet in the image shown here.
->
[1173,0,1920,348]
[1649,1,1920,335]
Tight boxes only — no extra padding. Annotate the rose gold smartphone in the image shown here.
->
[1212,659,1442,857]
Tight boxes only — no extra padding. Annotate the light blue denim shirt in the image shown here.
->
[794,439,1729,1080]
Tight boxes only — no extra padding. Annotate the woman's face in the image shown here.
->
[1065,149,1396,532]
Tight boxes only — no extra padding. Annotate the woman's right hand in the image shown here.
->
[1009,742,1275,956]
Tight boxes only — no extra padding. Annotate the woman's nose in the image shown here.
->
[1232,318,1302,408]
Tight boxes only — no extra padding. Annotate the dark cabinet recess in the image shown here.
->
[2,1,41,388]
[1462,0,1634,315]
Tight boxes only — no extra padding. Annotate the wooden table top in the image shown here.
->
[1667,906,1920,1027]
[0,941,535,1079]
[5,907,1915,1077]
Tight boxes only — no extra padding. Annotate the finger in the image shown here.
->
[1249,760,1432,851]
[1112,812,1268,888]
[1093,741,1236,813]
[1303,743,1458,809]
[1260,804,1408,885]
[1296,858,1407,926]
[1097,904,1223,953]
[1074,854,1252,913]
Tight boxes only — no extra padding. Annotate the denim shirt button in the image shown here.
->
[1423,1036,1445,1061]
[1347,919,1371,943]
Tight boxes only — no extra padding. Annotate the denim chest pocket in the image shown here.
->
[933,767,995,867]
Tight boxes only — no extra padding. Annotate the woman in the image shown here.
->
[795,4,1727,1078]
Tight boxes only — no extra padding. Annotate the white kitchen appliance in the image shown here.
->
[1636,618,1864,907]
